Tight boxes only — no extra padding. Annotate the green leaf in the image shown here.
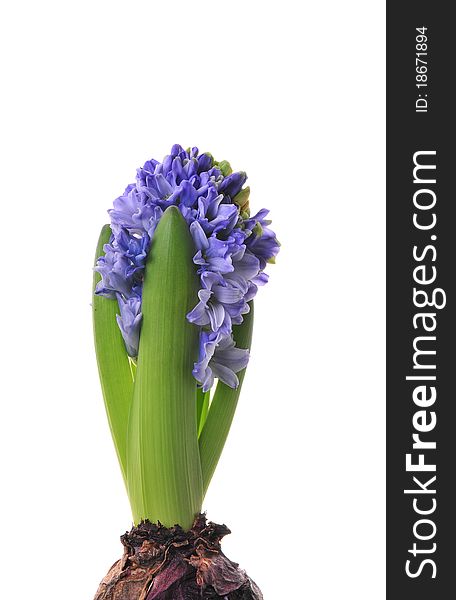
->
[198,302,254,496]
[126,206,203,529]
[92,225,133,484]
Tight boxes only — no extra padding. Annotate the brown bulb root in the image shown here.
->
[94,514,263,599]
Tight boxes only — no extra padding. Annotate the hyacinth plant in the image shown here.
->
[92,145,279,600]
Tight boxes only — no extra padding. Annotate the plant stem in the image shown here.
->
[197,388,210,437]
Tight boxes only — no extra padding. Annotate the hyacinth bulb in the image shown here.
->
[94,516,263,600]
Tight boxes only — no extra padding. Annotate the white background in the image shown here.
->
[0,1,385,598]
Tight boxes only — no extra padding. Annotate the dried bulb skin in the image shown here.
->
[94,515,263,600]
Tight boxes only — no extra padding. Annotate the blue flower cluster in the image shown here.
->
[95,145,279,391]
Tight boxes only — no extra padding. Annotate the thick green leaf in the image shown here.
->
[127,206,203,529]
[199,302,254,496]
[92,225,133,483]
